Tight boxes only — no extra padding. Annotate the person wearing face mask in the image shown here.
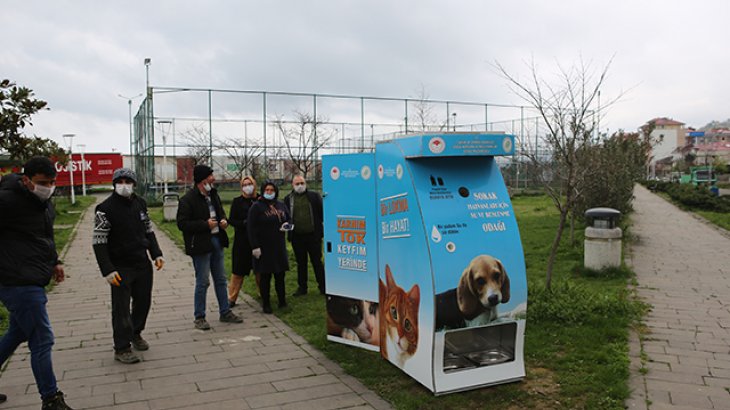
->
[0,157,74,409]
[283,174,325,296]
[247,181,291,313]
[177,164,242,329]
[227,175,259,307]
[92,168,165,365]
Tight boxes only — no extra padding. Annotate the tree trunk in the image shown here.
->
[545,209,568,290]
[569,211,576,246]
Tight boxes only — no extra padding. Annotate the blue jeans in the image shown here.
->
[191,236,230,319]
[0,285,58,400]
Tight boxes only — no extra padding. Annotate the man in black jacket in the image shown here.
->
[284,174,325,296]
[0,157,73,409]
[92,168,165,364]
[177,165,242,330]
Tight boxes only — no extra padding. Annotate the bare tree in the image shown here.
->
[218,136,264,181]
[180,123,214,166]
[274,111,333,179]
[408,85,447,133]
[496,57,616,290]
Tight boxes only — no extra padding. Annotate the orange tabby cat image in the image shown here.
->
[379,264,420,367]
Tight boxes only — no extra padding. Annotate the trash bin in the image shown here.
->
[162,193,179,222]
[584,207,622,270]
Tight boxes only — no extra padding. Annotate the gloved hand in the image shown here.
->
[105,272,122,287]
[252,248,262,259]
[154,257,165,271]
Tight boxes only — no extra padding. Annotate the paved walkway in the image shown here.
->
[627,185,730,410]
[0,196,391,410]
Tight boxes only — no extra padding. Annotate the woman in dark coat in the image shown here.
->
[247,181,290,313]
[228,175,258,307]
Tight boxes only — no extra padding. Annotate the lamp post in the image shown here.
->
[157,120,172,194]
[63,134,75,204]
[452,112,457,132]
[77,144,87,196]
[118,93,143,168]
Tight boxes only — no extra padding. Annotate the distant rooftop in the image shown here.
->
[648,117,685,126]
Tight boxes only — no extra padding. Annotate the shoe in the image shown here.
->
[41,390,73,410]
[263,304,273,314]
[194,318,211,330]
[228,300,237,308]
[219,310,243,323]
[114,349,141,364]
[0,393,6,403]
[131,335,149,351]
[278,301,288,309]
[293,288,307,297]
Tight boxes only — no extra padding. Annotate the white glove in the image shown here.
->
[252,248,262,259]
[105,271,122,287]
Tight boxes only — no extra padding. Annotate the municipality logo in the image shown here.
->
[330,166,340,181]
[361,165,371,180]
[428,137,446,154]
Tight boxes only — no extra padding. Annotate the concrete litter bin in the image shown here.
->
[163,193,179,222]
[584,207,622,270]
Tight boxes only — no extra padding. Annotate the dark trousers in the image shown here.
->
[259,271,286,308]
[291,233,325,293]
[111,263,153,351]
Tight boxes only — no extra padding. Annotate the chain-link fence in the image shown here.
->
[132,87,553,198]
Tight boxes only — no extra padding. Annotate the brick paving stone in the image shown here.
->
[628,185,730,409]
[0,195,392,409]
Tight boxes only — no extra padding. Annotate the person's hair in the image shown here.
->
[23,157,57,178]
[292,174,305,182]
[240,175,257,197]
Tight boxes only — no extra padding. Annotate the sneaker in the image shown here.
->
[228,300,237,308]
[41,390,73,410]
[0,393,6,404]
[114,349,141,364]
[131,335,149,351]
[263,304,273,314]
[194,318,211,330]
[220,310,243,323]
[292,288,307,297]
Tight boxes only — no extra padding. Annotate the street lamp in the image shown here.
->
[157,120,172,194]
[62,134,75,204]
[118,93,143,167]
[452,112,457,132]
[77,144,87,196]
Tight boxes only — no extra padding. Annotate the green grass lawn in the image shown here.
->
[150,194,641,410]
[695,210,730,231]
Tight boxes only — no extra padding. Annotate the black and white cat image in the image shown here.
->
[326,295,379,346]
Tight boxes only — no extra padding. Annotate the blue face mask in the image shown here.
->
[263,192,275,200]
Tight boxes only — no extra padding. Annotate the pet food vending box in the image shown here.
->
[323,133,527,395]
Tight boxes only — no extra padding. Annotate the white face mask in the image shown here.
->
[115,183,134,198]
[242,185,254,195]
[203,183,213,192]
[31,183,55,201]
[293,184,306,194]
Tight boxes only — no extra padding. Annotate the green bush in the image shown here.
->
[645,181,730,212]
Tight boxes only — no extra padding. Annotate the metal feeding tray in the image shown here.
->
[443,352,477,373]
[464,348,512,366]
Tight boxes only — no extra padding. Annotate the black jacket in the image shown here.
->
[177,187,229,255]
[283,189,323,240]
[0,174,59,287]
[92,192,163,276]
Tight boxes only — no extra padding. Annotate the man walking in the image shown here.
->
[92,168,165,364]
[177,164,242,330]
[0,157,73,409]
[284,174,325,296]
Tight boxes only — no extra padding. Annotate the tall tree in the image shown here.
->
[496,58,615,290]
[0,79,65,160]
[218,135,264,181]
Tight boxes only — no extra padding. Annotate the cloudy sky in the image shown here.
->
[3,0,729,154]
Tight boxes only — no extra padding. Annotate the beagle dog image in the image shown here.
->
[435,255,510,330]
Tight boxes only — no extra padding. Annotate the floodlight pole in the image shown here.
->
[63,134,76,204]
[158,120,172,194]
[118,93,143,169]
[77,144,87,196]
